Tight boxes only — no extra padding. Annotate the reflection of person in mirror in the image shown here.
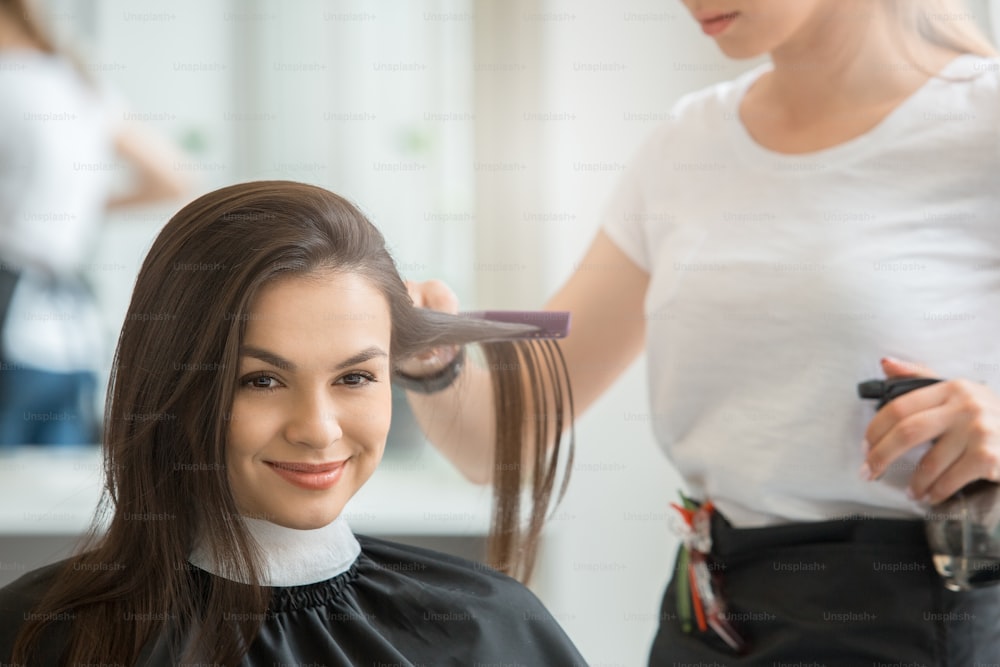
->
[403,0,1000,663]
[0,181,582,665]
[0,0,188,445]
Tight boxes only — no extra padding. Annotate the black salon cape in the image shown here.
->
[0,535,587,666]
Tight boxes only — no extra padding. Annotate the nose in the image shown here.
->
[283,388,343,450]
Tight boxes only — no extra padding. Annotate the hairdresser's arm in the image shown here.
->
[105,122,190,209]
[404,230,649,484]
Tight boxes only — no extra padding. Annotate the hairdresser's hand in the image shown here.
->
[405,279,459,314]
[398,280,461,377]
[863,357,1000,504]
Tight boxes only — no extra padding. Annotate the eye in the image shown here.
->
[338,371,377,387]
[241,373,282,391]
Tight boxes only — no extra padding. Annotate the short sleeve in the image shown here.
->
[599,126,670,273]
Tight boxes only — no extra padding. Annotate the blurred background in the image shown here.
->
[0,1,996,664]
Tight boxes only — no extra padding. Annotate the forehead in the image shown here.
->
[242,272,391,345]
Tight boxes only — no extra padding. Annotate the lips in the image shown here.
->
[268,460,344,473]
[696,10,739,36]
[265,459,348,490]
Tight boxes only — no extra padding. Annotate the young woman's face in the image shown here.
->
[226,271,393,530]
[679,0,846,59]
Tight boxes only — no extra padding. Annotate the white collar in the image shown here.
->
[189,515,361,587]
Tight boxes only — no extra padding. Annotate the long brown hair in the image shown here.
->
[12,181,573,665]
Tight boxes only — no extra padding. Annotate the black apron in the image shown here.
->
[650,512,1000,665]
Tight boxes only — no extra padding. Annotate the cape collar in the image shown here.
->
[189,515,361,587]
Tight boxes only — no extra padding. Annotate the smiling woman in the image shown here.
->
[0,181,582,665]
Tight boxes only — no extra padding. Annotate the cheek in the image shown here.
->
[224,397,276,498]
[333,383,393,460]
[224,405,252,499]
[225,400,261,460]
[354,387,394,449]
[226,391,290,448]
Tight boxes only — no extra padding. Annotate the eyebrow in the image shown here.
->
[238,345,388,372]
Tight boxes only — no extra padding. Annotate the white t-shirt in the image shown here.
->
[603,54,1000,527]
[0,51,114,372]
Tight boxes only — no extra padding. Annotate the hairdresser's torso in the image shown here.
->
[0,49,114,272]
[0,46,113,374]
[605,53,1000,526]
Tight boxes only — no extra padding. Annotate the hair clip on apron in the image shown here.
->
[670,493,747,654]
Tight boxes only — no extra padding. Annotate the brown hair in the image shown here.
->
[12,181,573,665]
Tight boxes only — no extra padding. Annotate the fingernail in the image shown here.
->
[906,487,916,501]
[858,462,873,481]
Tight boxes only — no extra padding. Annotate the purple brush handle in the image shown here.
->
[460,310,571,339]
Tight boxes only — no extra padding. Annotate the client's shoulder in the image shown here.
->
[0,558,69,614]
[0,559,74,661]
[354,535,584,659]
[355,535,555,613]
[358,534,510,577]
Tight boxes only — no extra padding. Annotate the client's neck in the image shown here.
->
[189,515,360,587]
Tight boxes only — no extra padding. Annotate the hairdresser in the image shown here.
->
[0,0,187,445]
[401,0,1000,663]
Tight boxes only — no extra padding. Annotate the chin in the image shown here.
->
[258,503,345,531]
[708,30,774,60]
[280,511,343,531]
[716,41,770,60]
